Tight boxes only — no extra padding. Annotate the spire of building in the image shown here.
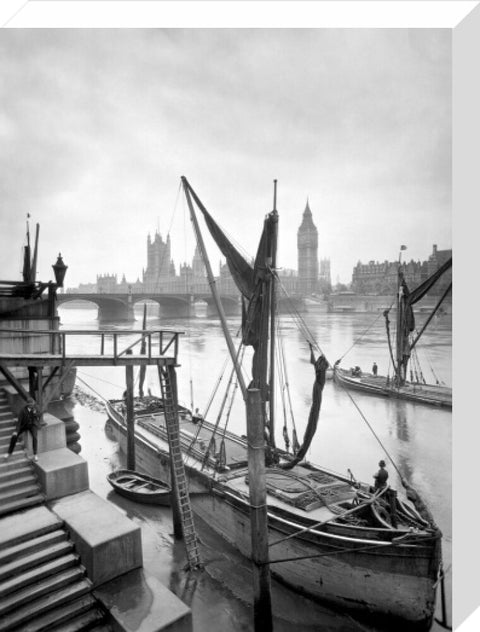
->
[299,198,316,230]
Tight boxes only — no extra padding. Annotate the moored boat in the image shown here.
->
[334,252,452,409]
[104,177,443,630]
[107,469,171,505]
[333,366,452,408]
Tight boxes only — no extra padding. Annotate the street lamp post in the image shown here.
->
[49,253,68,348]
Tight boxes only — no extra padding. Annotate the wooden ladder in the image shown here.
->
[157,364,201,569]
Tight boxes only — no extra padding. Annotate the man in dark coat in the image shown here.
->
[373,459,389,490]
[3,398,42,461]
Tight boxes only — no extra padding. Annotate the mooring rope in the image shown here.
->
[334,376,404,481]
[77,370,124,391]
[75,374,110,403]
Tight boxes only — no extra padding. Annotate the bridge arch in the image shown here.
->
[58,291,241,322]
[58,295,134,322]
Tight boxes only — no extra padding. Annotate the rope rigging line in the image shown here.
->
[278,324,299,451]
[77,370,125,391]
[200,360,239,470]
[201,354,230,419]
[212,350,245,475]
[184,335,244,461]
[339,299,395,365]
[75,374,110,403]
[275,321,298,453]
[221,359,242,437]
[412,329,444,385]
[274,273,323,354]
[275,333,290,451]
[335,376,404,482]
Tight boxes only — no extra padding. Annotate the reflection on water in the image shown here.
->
[60,305,452,631]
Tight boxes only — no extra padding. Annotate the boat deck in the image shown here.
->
[336,369,452,406]
[138,412,249,469]
[134,410,359,523]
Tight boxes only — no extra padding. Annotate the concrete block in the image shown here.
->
[34,447,89,500]
[94,568,192,632]
[24,412,66,456]
[51,490,142,587]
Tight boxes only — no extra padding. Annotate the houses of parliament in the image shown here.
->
[83,202,332,297]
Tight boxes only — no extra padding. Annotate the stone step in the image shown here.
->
[0,426,14,437]
[0,474,37,495]
[0,579,93,631]
[0,493,44,518]
[0,529,67,567]
[0,540,73,582]
[0,421,15,431]
[0,464,32,484]
[47,607,107,632]
[0,435,23,447]
[0,453,31,471]
[0,566,86,616]
[14,595,100,632]
[0,482,40,505]
[0,443,25,457]
[0,553,79,598]
[0,506,64,551]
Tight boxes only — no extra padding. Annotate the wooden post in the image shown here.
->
[166,366,183,540]
[37,367,44,421]
[246,388,273,632]
[125,350,135,470]
[439,563,448,628]
[28,367,36,398]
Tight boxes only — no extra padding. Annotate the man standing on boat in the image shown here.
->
[372,362,378,376]
[373,460,388,490]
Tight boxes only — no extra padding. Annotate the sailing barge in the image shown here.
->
[334,256,452,409]
[105,178,442,630]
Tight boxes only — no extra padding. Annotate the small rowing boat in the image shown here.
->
[107,469,171,505]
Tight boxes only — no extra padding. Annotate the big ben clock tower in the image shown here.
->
[297,200,318,295]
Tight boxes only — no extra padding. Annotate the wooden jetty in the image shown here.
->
[0,327,201,571]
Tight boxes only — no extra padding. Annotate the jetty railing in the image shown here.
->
[0,329,183,366]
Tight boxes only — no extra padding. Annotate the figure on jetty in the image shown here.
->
[4,398,43,462]
[372,362,378,376]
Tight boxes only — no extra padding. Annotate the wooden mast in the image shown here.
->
[182,176,272,628]
[181,176,247,400]
[23,215,31,283]
[31,223,40,282]
[138,303,147,397]
[395,248,405,385]
[268,181,278,451]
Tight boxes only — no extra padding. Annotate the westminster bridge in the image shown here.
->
[58,291,306,322]
[57,291,240,322]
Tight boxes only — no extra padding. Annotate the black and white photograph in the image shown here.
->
[0,2,476,631]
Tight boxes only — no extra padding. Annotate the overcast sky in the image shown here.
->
[0,28,451,287]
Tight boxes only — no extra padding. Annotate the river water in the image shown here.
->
[59,303,452,632]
